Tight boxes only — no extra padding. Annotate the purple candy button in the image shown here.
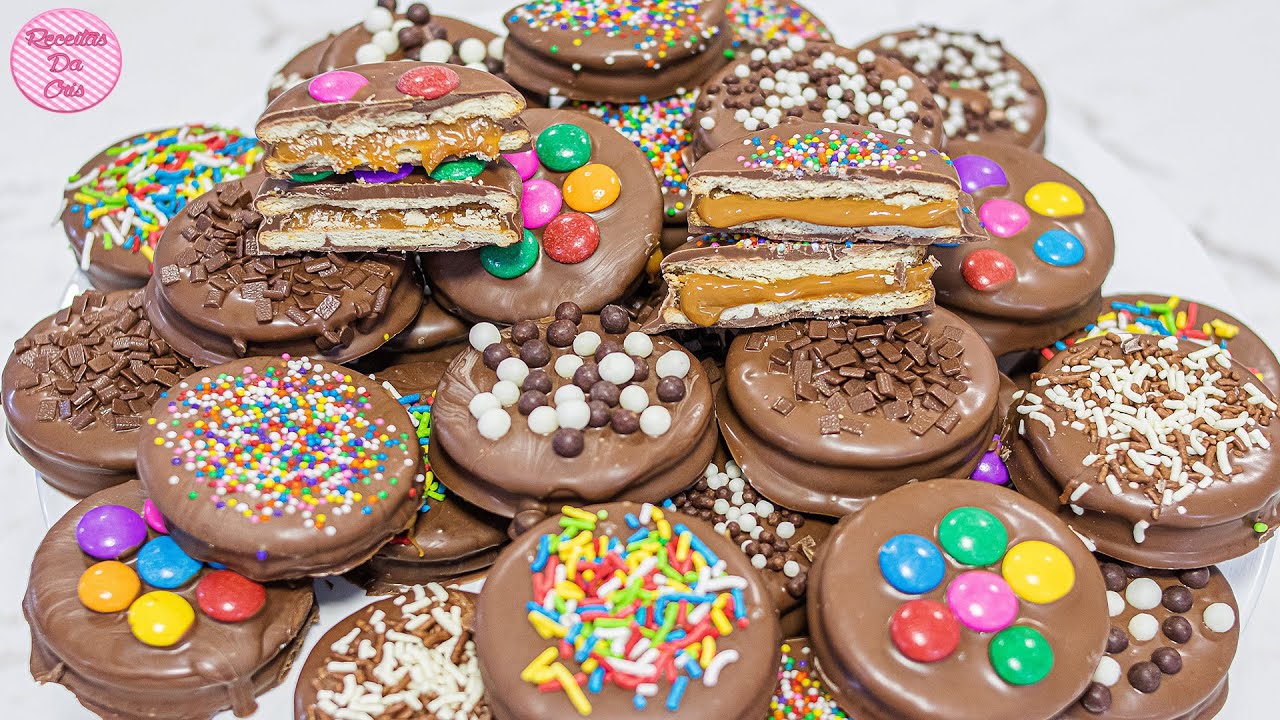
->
[521,178,563,229]
[946,570,1019,633]
[143,499,168,534]
[76,504,148,560]
[953,155,1008,194]
[355,163,414,184]
[308,70,368,103]
[504,149,540,181]
[971,450,1010,485]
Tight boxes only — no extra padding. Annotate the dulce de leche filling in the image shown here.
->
[270,119,508,173]
[280,205,493,231]
[677,264,935,326]
[695,194,958,229]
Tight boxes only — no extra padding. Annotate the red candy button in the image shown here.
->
[961,249,1016,291]
[195,570,266,623]
[396,66,460,99]
[543,212,600,264]
[890,599,961,663]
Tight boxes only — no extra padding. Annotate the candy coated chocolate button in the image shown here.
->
[1002,540,1075,604]
[78,560,141,613]
[890,599,960,662]
[521,179,563,229]
[543,212,600,264]
[563,163,621,212]
[136,536,202,589]
[396,65,460,99]
[536,123,592,172]
[961,249,1016,291]
[430,157,487,181]
[481,229,540,279]
[989,625,1054,685]
[355,163,414,184]
[289,170,335,183]
[978,198,1029,238]
[308,70,368,103]
[142,499,167,534]
[946,570,1018,633]
[504,149,540,180]
[196,570,267,622]
[952,155,1008,194]
[128,591,195,647]
[879,534,945,595]
[938,507,1008,566]
[1033,229,1085,267]
[76,504,147,560]
[1025,181,1084,217]
[970,450,1010,485]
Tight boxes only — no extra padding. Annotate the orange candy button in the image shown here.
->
[78,560,141,613]
[563,163,621,213]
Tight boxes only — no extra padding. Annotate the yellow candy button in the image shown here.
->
[1025,181,1084,217]
[1002,540,1075,604]
[563,163,621,213]
[127,590,195,647]
[78,561,140,613]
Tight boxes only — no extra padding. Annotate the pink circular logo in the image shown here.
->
[10,8,121,113]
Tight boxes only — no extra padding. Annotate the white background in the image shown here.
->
[0,0,1276,716]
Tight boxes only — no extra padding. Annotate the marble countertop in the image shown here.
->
[0,0,1276,714]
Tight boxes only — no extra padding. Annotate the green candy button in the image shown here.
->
[536,123,592,173]
[430,156,486,181]
[989,626,1054,686]
[289,169,334,183]
[938,506,1008,566]
[480,229,539,279]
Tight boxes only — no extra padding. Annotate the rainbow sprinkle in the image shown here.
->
[148,356,419,534]
[520,504,752,715]
[65,125,260,266]
[770,641,848,720]
[738,128,943,176]
[509,0,719,67]
[1042,296,1242,361]
[574,91,696,220]
[729,0,830,45]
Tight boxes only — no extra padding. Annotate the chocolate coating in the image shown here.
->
[25,481,316,720]
[932,141,1114,356]
[4,290,195,497]
[718,308,1000,517]
[476,502,782,719]
[432,314,716,517]
[378,293,469,355]
[425,109,662,324]
[808,479,1108,720]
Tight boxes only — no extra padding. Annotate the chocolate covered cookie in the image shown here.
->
[3,290,195,497]
[144,174,422,366]
[808,479,1109,720]
[772,637,849,720]
[502,0,732,103]
[1061,561,1238,719]
[476,502,782,718]
[431,303,717,519]
[690,38,943,159]
[136,355,426,581]
[348,360,509,593]
[669,459,832,634]
[932,141,1114,356]
[62,125,260,290]
[425,109,662,324]
[368,293,471,365]
[1011,333,1280,567]
[718,308,1001,517]
[854,27,1047,150]
[294,584,487,719]
[25,481,316,719]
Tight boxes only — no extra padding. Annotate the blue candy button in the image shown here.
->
[1033,229,1085,267]
[136,536,202,589]
[879,534,946,594]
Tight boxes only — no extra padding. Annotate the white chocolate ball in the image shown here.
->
[557,401,591,430]
[1106,591,1124,617]
[468,392,501,419]
[554,354,584,379]
[775,521,796,539]
[363,6,394,32]
[639,406,671,437]
[477,407,511,440]
[655,350,690,379]
[1092,656,1121,686]
[623,331,654,358]
[554,384,585,406]
[618,385,650,413]
[495,357,529,385]
[469,322,502,352]
[1125,577,1161,610]
[419,38,454,63]
[1128,613,1159,642]
[1204,603,1237,633]
[573,331,601,357]
[527,406,559,435]
[458,37,487,64]
[355,43,388,65]
[783,560,801,578]
[598,352,635,385]
[488,37,506,61]
[492,380,520,407]
[371,29,400,54]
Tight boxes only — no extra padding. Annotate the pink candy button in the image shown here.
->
[946,570,1018,633]
[978,199,1030,238]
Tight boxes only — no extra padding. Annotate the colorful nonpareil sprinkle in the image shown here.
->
[65,125,260,266]
[519,504,752,715]
[381,385,448,527]
[729,0,829,45]
[738,128,943,176]
[770,641,848,720]
[1042,296,1243,361]
[509,0,720,65]
[148,356,418,533]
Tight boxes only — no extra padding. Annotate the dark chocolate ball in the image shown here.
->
[546,319,578,347]
[522,369,552,394]
[1162,615,1193,644]
[482,342,511,369]
[1105,626,1129,654]
[1099,563,1127,592]
[600,304,630,334]
[587,400,612,427]
[397,25,425,49]
[573,364,601,391]
[594,339,623,362]
[1178,568,1211,589]
[611,409,640,434]
[1152,647,1182,675]
[1128,661,1162,693]
[1079,683,1112,713]
[1162,585,1194,613]
[511,509,545,538]
[589,381,620,406]
[552,428,584,457]
[555,301,583,324]
[656,377,686,402]
[631,356,650,383]
[517,390,548,415]
[376,0,397,10]
[511,319,540,345]
[520,339,551,368]
[784,574,806,598]
[405,2,432,25]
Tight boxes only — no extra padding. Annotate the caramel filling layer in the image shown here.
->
[271,119,508,173]
[695,194,958,229]
[677,264,935,326]
[281,205,490,232]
